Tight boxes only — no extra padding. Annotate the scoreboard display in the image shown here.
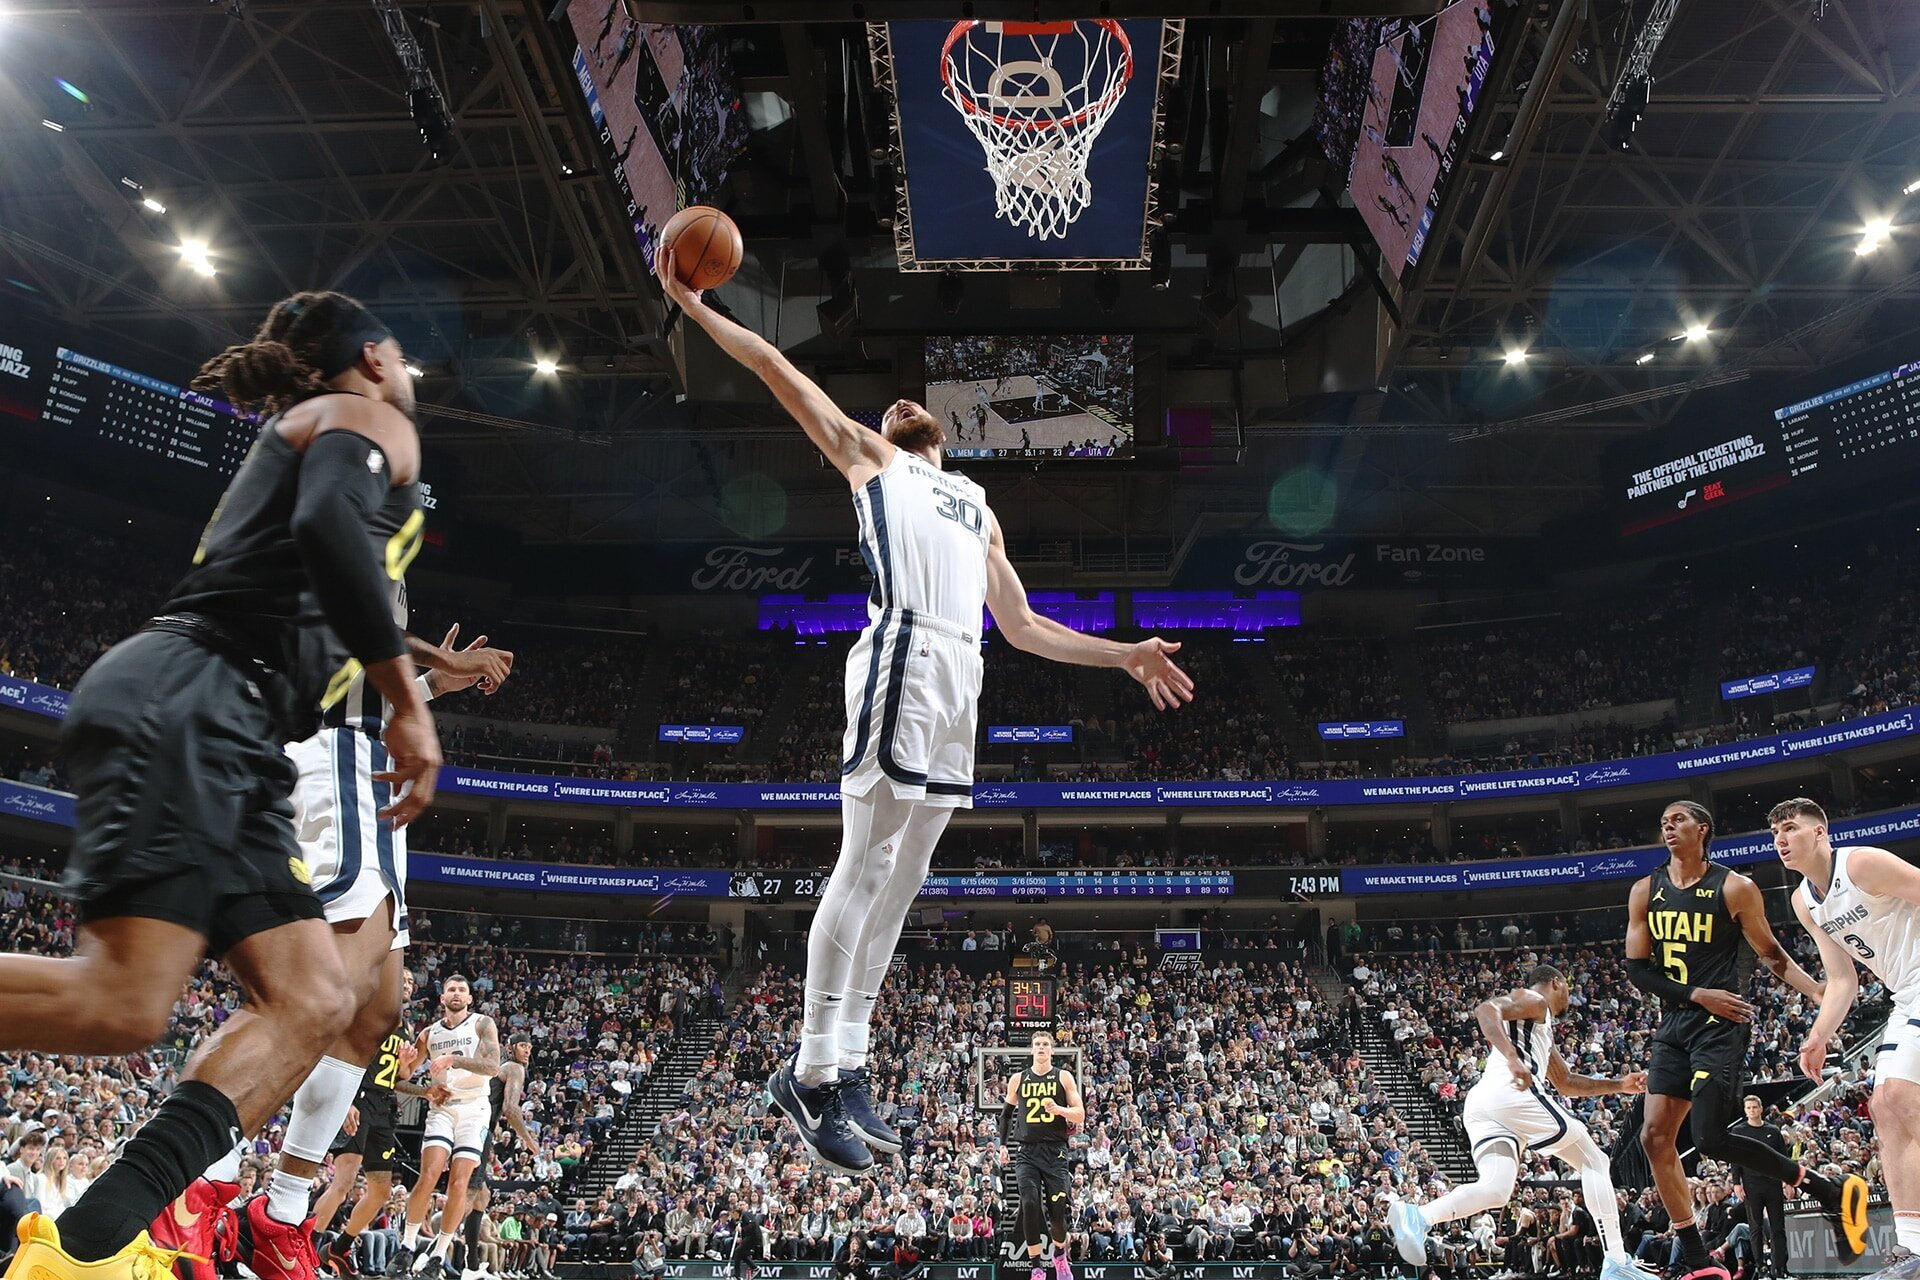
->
[1007,976,1057,1041]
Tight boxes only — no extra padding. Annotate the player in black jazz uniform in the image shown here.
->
[1005,1033,1085,1280]
[1626,801,1869,1280]
[0,291,442,1280]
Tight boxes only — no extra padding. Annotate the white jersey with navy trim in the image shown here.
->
[1461,1007,1584,1159]
[1801,845,1920,1010]
[428,1013,493,1102]
[853,449,990,635]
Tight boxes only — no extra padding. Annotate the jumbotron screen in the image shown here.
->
[924,335,1135,460]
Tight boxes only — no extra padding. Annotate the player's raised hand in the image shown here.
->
[375,700,440,828]
[430,623,514,696]
[654,240,703,309]
[1124,637,1195,711]
[1691,987,1754,1023]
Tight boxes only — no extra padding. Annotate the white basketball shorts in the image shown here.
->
[1461,1074,1589,1161]
[1875,1004,1920,1087]
[286,727,410,949]
[421,1095,493,1161]
[841,608,982,809]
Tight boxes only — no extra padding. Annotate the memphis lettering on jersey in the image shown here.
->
[1819,904,1870,935]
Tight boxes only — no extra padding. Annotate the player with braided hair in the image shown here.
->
[0,291,444,1280]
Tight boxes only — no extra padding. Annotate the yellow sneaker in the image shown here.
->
[4,1214,197,1280]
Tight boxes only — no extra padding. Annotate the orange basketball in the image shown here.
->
[660,205,743,290]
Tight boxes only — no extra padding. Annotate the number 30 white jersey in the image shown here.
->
[1801,845,1920,1010]
[854,448,990,635]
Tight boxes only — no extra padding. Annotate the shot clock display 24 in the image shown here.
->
[1007,976,1057,1041]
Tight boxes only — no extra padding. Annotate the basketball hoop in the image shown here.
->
[940,20,1134,242]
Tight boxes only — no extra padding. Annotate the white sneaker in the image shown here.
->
[1387,1199,1429,1266]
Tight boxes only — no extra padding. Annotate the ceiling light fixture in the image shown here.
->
[1636,351,1656,365]
[1489,149,1505,161]
[1502,348,1528,365]
[1905,178,1920,196]
[141,197,166,214]
[180,239,216,277]
[405,364,424,378]
[1858,217,1893,255]
[1683,323,1709,342]
[40,119,63,132]
[534,356,559,376]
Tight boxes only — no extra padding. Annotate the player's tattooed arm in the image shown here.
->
[502,1059,540,1149]
[435,1014,503,1077]
[1730,872,1825,1002]
[1546,1047,1646,1098]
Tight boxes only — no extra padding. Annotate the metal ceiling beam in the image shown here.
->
[628,2,1447,18]
[1214,18,1276,220]
[779,25,845,220]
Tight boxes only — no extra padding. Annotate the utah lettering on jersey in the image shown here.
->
[1649,910,1715,944]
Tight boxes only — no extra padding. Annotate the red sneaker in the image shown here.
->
[236,1194,321,1280]
[149,1178,234,1280]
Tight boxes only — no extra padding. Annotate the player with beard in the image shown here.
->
[453,1037,538,1280]
[656,249,1193,1174]
[392,977,500,1279]
[1626,801,1867,1280]
[0,292,441,1280]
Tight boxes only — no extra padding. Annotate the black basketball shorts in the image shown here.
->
[331,1094,400,1174]
[1647,1009,1749,1104]
[61,629,320,957]
[1016,1144,1071,1207]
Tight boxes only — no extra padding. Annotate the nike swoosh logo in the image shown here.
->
[172,1199,202,1232]
[266,1241,304,1275]
[790,1079,820,1129]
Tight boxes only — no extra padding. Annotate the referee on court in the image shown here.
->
[1005,1031,1085,1280]
[1731,1095,1791,1277]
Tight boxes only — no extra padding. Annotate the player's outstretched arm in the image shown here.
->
[1790,889,1860,1081]
[1546,1046,1646,1098]
[1729,871,1825,1002]
[984,513,1194,710]
[656,246,890,480]
[410,623,514,697]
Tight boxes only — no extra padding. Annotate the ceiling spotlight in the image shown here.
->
[405,363,424,378]
[141,196,166,214]
[1867,216,1894,238]
[120,177,143,191]
[1488,149,1505,161]
[1683,323,1710,342]
[533,356,559,376]
[1636,351,1656,365]
[40,119,63,132]
[1502,348,1529,365]
[180,239,215,277]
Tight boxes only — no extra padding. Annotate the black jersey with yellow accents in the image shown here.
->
[1010,1067,1071,1145]
[356,1026,409,1116]
[1646,861,1753,1004]
[166,402,422,739]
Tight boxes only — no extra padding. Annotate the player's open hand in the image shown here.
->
[1691,987,1754,1023]
[1617,1071,1647,1095]
[1798,1035,1829,1082]
[654,241,702,310]
[1124,637,1195,710]
[375,702,441,828]
[431,623,514,695]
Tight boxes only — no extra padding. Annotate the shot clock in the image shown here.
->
[1008,975,1057,1041]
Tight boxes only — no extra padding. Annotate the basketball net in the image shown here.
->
[940,20,1133,242]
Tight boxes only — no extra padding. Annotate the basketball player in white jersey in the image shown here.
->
[656,248,1193,1174]
[394,975,501,1279]
[1389,965,1651,1280]
[1776,796,1920,1279]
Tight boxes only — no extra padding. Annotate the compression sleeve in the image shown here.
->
[290,429,409,665]
[1626,956,1696,1005]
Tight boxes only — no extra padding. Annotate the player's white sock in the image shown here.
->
[797,994,842,1087]
[265,1168,312,1226]
[432,1233,456,1259]
[280,1055,366,1163]
[1420,1152,1518,1225]
[836,990,879,1071]
[204,1141,245,1184]
[404,1222,423,1249]
[1896,1211,1920,1252]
